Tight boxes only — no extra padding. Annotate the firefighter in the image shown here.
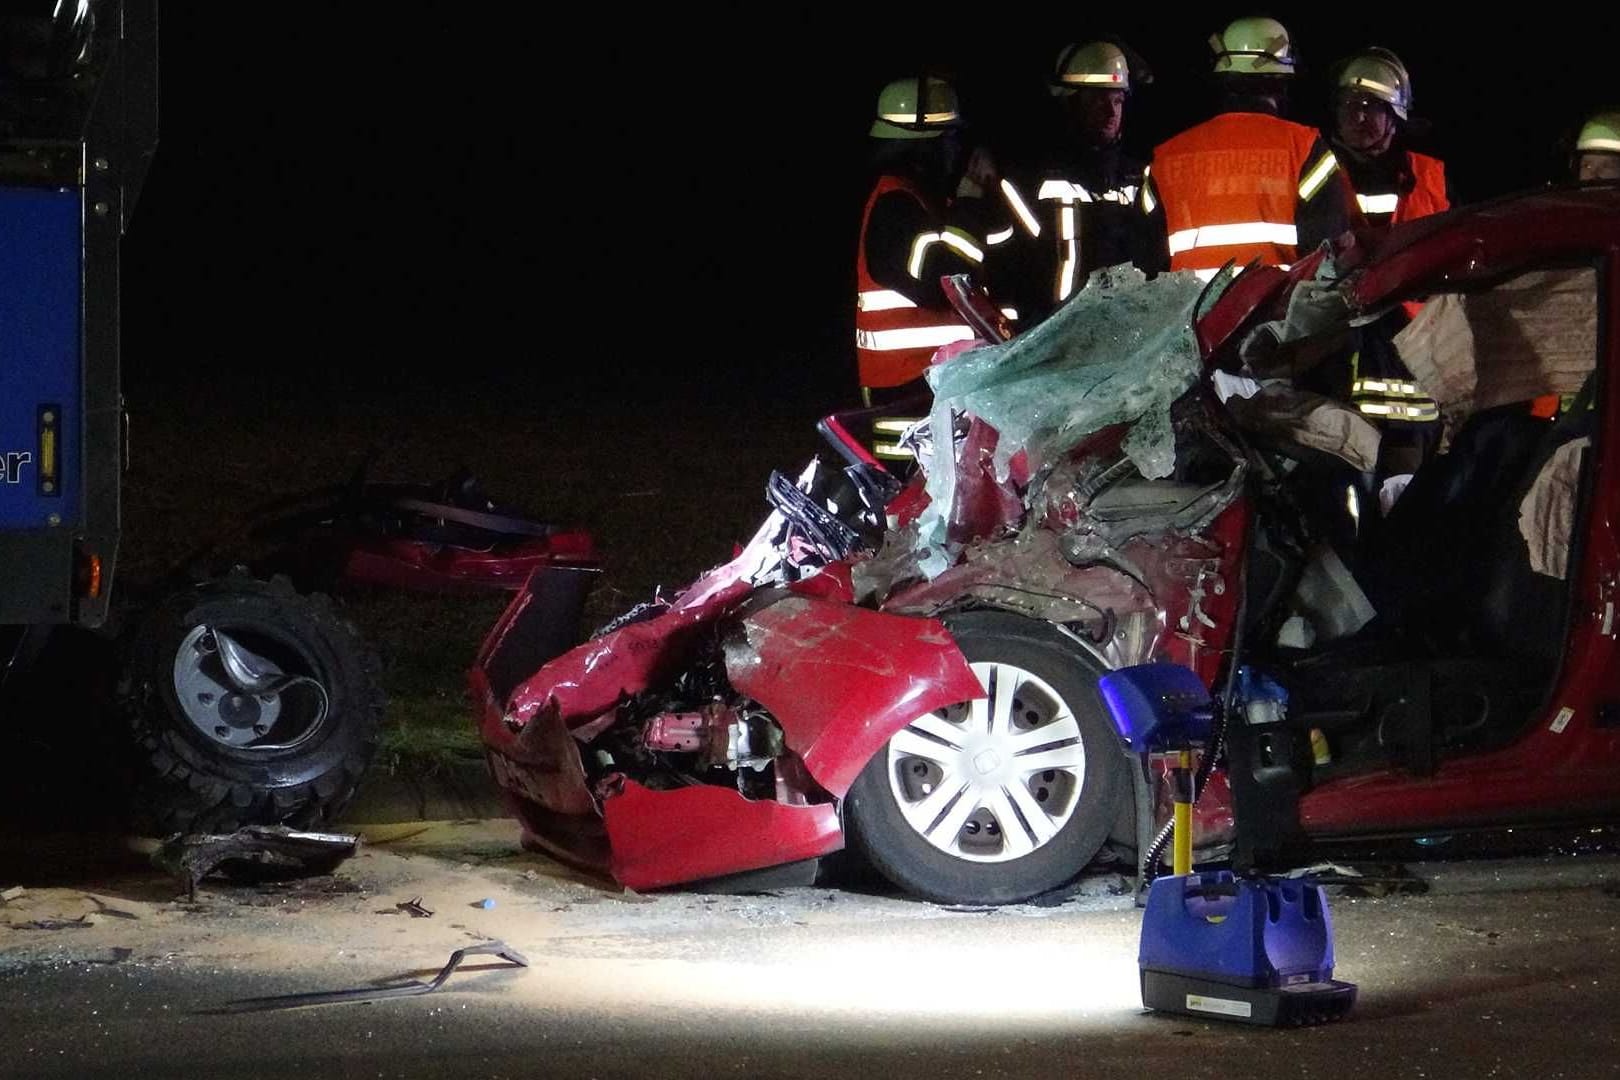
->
[1323,48,1445,456]
[973,39,1154,326]
[1573,110,1620,182]
[1328,48,1448,232]
[1140,16,1352,280]
[855,75,988,461]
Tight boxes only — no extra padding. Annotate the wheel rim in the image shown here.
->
[885,660,1086,864]
[171,625,329,752]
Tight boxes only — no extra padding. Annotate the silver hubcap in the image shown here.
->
[886,661,1086,863]
[171,626,327,751]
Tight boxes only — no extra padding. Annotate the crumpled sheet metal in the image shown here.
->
[912,266,1210,577]
[502,576,750,730]
[501,489,823,730]
[885,528,1151,616]
[723,594,983,797]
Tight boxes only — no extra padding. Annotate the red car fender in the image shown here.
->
[724,595,984,797]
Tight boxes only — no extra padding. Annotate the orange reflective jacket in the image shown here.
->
[855,175,976,389]
[1149,112,1340,274]
[1391,152,1449,225]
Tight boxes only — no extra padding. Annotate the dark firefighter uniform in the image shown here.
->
[973,142,1151,327]
[1337,145,1449,455]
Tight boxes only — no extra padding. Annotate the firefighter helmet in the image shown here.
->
[1209,16,1295,76]
[1576,110,1620,154]
[1337,48,1412,121]
[1050,41,1130,94]
[870,76,961,140]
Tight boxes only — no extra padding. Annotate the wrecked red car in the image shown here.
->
[473,186,1620,904]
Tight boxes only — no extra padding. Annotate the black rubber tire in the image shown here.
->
[119,575,384,835]
[843,610,1125,905]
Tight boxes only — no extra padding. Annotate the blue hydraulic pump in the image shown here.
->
[1098,662,1357,1026]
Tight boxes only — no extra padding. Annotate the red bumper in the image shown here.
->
[472,582,980,891]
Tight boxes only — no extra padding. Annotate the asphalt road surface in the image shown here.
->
[3,822,1618,1079]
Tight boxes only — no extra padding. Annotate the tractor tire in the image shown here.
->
[119,575,383,835]
[844,610,1126,905]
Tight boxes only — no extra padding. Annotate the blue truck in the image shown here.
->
[0,2,380,833]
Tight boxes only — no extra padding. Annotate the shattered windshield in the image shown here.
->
[912,266,1219,575]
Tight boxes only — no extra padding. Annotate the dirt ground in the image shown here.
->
[0,820,1129,984]
[4,821,1620,1078]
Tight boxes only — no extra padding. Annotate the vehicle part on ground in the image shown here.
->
[180,464,597,597]
[216,941,529,1014]
[844,610,1126,904]
[121,576,383,835]
[152,825,360,900]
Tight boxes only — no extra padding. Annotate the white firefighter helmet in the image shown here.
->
[1209,16,1295,76]
[870,76,961,140]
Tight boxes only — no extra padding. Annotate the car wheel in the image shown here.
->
[120,575,384,834]
[844,610,1124,905]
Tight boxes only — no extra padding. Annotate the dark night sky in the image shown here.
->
[122,11,1620,407]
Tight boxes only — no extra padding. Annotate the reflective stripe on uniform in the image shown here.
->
[907,229,985,278]
[1353,377,1423,396]
[1298,152,1341,200]
[872,416,924,461]
[1357,401,1440,421]
[1352,376,1439,422]
[1140,167,1157,213]
[1058,206,1078,301]
[1038,178,1091,203]
[986,226,1015,246]
[857,289,917,312]
[1000,179,1042,237]
[1356,192,1400,215]
[1167,221,1298,255]
[856,325,978,351]
[1034,179,1135,206]
[941,227,984,262]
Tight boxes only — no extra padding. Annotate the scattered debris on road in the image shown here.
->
[396,895,434,918]
[215,940,529,1013]
[153,826,361,899]
[2,885,26,902]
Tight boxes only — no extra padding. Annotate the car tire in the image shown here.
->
[119,575,383,834]
[844,610,1125,905]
